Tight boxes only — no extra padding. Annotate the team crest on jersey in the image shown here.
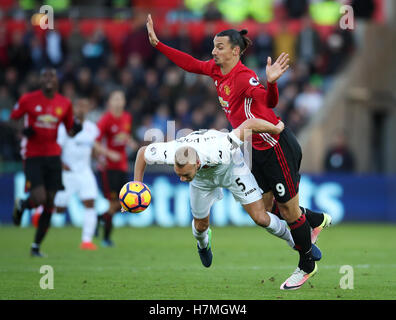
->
[224,85,231,95]
[249,77,259,86]
[55,106,63,116]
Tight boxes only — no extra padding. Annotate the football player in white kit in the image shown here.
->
[134,118,321,267]
[54,98,120,250]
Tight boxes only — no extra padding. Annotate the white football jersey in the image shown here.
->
[57,120,100,172]
[144,129,240,180]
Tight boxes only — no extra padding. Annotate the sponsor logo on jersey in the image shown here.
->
[249,77,259,86]
[245,187,257,196]
[218,96,230,113]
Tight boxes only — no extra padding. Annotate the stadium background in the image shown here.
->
[0,0,395,229]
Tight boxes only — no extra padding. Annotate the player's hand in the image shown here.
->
[146,14,159,47]
[62,163,71,171]
[266,52,290,84]
[22,126,35,138]
[107,150,121,162]
[275,120,285,134]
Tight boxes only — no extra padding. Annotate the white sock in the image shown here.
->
[82,208,97,243]
[266,212,295,249]
[192,220,209,249]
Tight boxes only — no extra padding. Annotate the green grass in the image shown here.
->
[0,223,395,300]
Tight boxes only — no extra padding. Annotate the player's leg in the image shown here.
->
[31,189,56,257]
[31,156,64,257]
[261,128,317,289]
[79,170,99,250]
[242,198,294,249]
[13,157,45,226]
[80,199,98,250]
[189,183,221,267]
[100,170,127,247]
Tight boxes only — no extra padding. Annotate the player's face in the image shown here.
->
[74,99,90,119]
[40,69,58,93]
[212,36,238,66]
[174,163,198,182]
[108,91,126,116]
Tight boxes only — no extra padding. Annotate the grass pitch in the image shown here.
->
[0,223,395,300]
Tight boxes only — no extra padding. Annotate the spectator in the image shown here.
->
[296,15,322,73]
[8,30,31,74]
[284,0,308,19]
[324,130,356,173]
[82,28,110,73]
[273,20,297,64]
[294,82,324,119]
[45,29,65,67]
[66,21,85,66]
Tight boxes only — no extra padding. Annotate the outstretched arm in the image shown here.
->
[134,146,147,182]
[146,14,212,75]
[229,119,285,145]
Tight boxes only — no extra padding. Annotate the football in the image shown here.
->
[119,181,151,213]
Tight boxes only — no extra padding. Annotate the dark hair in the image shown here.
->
[216,29,252,56]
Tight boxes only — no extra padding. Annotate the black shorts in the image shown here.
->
[100,169,129,201]
[251,127,302,203]
[24,156,64,192]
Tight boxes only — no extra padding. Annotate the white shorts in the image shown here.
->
[54,169,98,207]
[189,154,262,219]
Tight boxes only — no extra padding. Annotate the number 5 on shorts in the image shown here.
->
[276,183,285,197]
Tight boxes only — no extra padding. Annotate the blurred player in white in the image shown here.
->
[54,98,120,250]
[134,118,322,268]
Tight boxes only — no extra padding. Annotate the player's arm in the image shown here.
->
[228,119,285,146]
[64,101,82,137]
[10,96,35,137]
[93,142,121,162]
[134,146,147,182]
[146,14,212,75]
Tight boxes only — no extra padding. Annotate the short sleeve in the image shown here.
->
[235,70,266,98]
[10,95,28,119]
[144,141,177,165]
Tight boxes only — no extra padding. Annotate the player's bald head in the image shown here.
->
[174,146,200,182]
[175,146,198,167]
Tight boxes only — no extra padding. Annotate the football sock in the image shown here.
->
[265,212,295,249]
[82,208,97,243]
[34,206,52,245]
[272,200,325,229]
[300,207,324,228]
[287,213,314,273]
[192,220,209,249]
[102,212,113,241]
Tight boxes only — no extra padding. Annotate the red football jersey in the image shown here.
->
[156,42,280,150]
[96,111,132,171]
[10,90,73,158]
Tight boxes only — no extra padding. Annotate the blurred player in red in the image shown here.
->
[11,67,82,257]
[96,90,138,247]
[147,15,331,290]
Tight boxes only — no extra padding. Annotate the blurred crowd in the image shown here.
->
[0,2,362,166]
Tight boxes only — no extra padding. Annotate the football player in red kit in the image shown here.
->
[11,67,82,257]
[96,90,137,247]
[146,14,331,290]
